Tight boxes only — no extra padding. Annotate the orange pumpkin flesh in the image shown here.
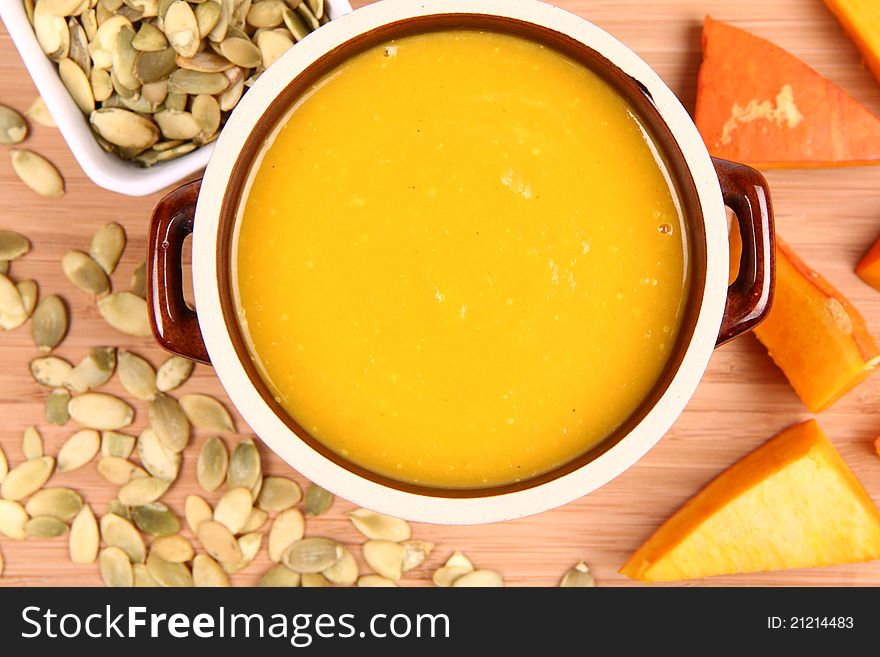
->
[856,236,880,291]
[823,0,880,84]
[695,17,880,168]
[621,420,880,582]
[753,238,880,412]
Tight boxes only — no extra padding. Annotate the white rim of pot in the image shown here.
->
[194,0,728,525]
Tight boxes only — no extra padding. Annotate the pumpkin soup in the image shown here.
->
[234,29,690,488]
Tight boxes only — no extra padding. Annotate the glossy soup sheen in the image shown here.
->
[234,29,690,489]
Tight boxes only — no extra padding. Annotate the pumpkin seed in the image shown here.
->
[97,291,152,336]
[164,90,188,111]
[191,93,220,139]
[67,346,117,392]
[156,355,193,391]
[193,554,229,586]
[267,507,304,562]
[213,486,252,534]
[179,393,234,432]
[260,563,300,587]
[153,109,200,139]
[256,28,292,68]
[97,456,146,484]
[10,150,65,197]
[195,1,222,37]
[217,77,243,111]
[282,537,341,574]
[176,51,233,72]
[43,0,84,16]
[198,519,242,563]
[250,474,263,501]
[68,392,134,430]
[348,508,410,542]
[89,222,126,274]
[184,494,212,534]
[149,394,190,452]
[22,426,44,459]
[560,562,596,587]
[131,142,196,166]
[102,430,136,458]
[26,487,83,521]
[101,512,146,562]
[69,505,99,563]
[146,551,193,586]
[131,261,147,298]
[453,569,504,587]
[100,547,134,587]
[299,572,328,587]
[62,250,110,295]
[35,0,71,60]
[26,515,68,538]
[1,456,55,501]
[217,37,260,68]
[132,21,167,50]
[293,483,328,516]
[30,356,73,387]
[358,575,397,588]
[68,18,91,76]
[281,6,309,41]
[152,534,194,562]
[26,97,56,127]
[222,531,262,574]
[433,551,473,586]
[14,280,38,328]
[112,25,140,90]
[195,436,228,493]
[59,57,96,113]
[255,476,301,513]
[140,80,168,109]
[57,429,101,472]
[0,446,6,482]
[164,0,200,57]
[169,68,228,94]
[90,108,159,150]
[132,563,158,586]
[46,387,72,425]
[227,438,260,490]
[323,545,357,585]
[0,230,30,261]
[362,540,405,581]
[0,273,23,320]
[241,507,268,533]
[0,500,29,539]
[137,427,181,479]
[247,0,284,27]
[107,498,130,519]
[402,540,433,572]
[32,295,68,353]
[132,501,179,536]
[81,7,97,39]
[119,476,171,506]
[0,105,28,145]
[133,47,177,83]
[117,350,157,400]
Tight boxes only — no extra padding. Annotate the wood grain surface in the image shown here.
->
[2,0,880,587]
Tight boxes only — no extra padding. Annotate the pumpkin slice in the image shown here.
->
[856,235,880,290]
[695,17,880,167]
[824,0,880,84]
[753,237,880,412]
[621,420,880,582]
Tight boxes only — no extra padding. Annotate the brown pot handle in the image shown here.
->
[713,157,775,347]
[147,178,210,364]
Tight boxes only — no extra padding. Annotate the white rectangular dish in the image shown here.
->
[0,0,353,197]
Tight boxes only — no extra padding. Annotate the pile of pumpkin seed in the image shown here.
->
[1,101,66,197]
[26,0,329,167]
[0,224,595,587]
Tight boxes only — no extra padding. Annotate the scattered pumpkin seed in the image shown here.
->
[0,446,6,482]
[137,427,181,480]
[101,430,135,458]
[100,547,134,587]
[68,392,134,430]
[0,273,24,321]
[149,394,190,452]
[227,438,260,490]
[282,537,341,574]
[26,487,83,521]
[89,222,126,275]
[453,569,504,587]
[146,551,193,587]
[185,494,212,534]
[152,534,195,563]
[97,456,146,484]
[117,350,157,400]
[193,554,229,587]
[300,483,331,517]
[155,355,194,391]
[1,456,55,501]
[223,531,262,574]
[323,545,357,585]
[100,512,146,563]
[119,476,171,506]
[198,519,242,563]
[62,250,109,296]
[241,507,268,533]
[260,563,300,587]
[133,563,158,586]
[559,562,596,587]
[25,514,68,538]
[358,575,397,588]
[301,572,330,587]
[255,476,301,513]
[107,498,130,520]
[0,230,30,261]
[34,0,70,60]
[59,57,96,113]
[57,429,101,472]
[433,551,474,587]
[22,426,44,459]
[169,68,228,94]
[45,387,72,425]
[268,508,304,562]
[97,291,152,336]
[255,28,292,68]
[90,108,159,150]
[132,501,180,536]
[69,505,99,563]
[66,346,116,392]
[30,355,73,387]
[130,261,147,298]
[10,149,65,197]
[154,109,201,139]
[32,294,68,352]
[26,97,56,127]
[196,435,228,491]
[179,393,235,432]
[362,540,405,581]
[0,500,30,540]
[348,508,411,542]
[0,105,28,144]
[213,486,253,534]
[402,540,433,573]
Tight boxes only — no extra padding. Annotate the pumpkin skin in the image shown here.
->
[621,420,880,582]
[823,0,880,85]
[695,17,880,168]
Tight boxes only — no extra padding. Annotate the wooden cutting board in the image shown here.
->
[2,0,880,587]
